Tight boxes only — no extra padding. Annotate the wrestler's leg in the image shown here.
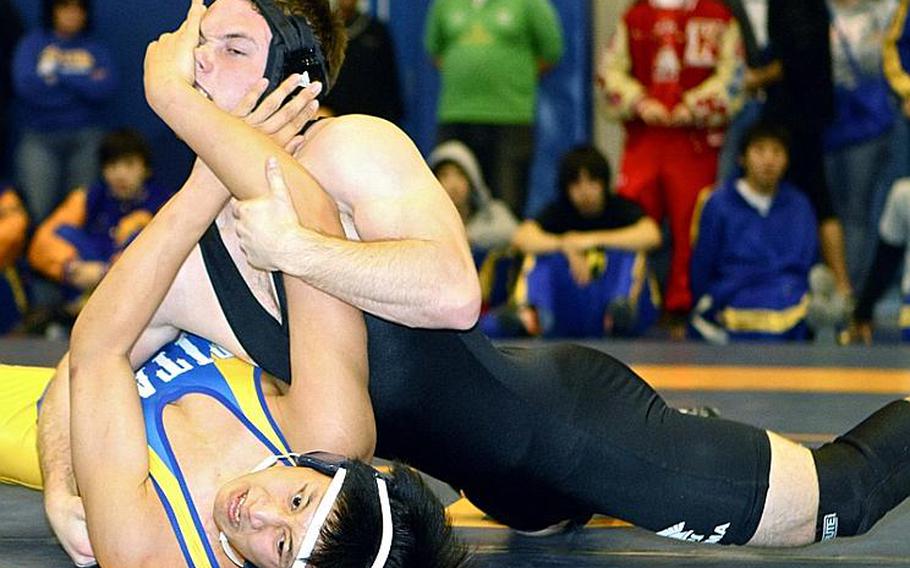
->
[0,364,54,489]
[746,432,817,546]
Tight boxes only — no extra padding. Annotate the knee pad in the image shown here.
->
[812,400,910,541]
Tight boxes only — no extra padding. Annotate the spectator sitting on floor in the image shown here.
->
[27,128,170,315]
[0,182,28,334]
[429,139,518,252]
[482,145,661,338]
[690,122,820,343]
[512,145,661,277]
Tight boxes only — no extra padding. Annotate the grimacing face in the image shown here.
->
[214,466,333,568]
[194,0,273,112]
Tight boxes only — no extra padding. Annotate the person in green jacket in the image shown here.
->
[425,0,563,217]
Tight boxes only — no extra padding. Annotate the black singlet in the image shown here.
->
[198,227,772,545]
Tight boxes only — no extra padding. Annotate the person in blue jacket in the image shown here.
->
[690,122,819,342]
[12,0,116,224]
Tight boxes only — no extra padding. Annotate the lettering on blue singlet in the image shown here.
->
[132,334,234,399]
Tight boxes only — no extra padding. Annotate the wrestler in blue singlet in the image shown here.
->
[137,333,293,568]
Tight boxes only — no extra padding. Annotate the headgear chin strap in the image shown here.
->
[219,453,394,568]
[248,0,332,99]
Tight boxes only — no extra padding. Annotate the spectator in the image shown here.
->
[321,0,403,124]
[425,0,564,216]
[0,0,24,175]
[848,178,910,343]
[27,129,169,316]
[690,123,818,343]
[825,0,899,290]
[428,140,518,252]
[0,182,28,334]
[12,0,117,224]
[597,0,743,333]
[721,1,854,307]
[482,146,661,338]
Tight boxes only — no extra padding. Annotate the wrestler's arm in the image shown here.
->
[259,163,372,458]
[143,0,371,454]
[236,114,481,329]
[37,161,217,566]
[69,113,231,565]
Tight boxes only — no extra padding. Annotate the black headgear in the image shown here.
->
[248,0,331,100]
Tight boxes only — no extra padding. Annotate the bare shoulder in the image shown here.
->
[301,115,432,202]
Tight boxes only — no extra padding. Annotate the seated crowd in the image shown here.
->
[3,121,910,343]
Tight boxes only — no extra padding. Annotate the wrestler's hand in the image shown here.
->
[46,493,97,567]
[144,0,206,110]
[234,157,302,272]
[232,75,323,158]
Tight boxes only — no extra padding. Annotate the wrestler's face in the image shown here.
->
[102,156,150,201]
[567,169,606,218]
[214,467,332,568]
[741,138,788,196]
[435,163,472,221]
[195,0,272,112]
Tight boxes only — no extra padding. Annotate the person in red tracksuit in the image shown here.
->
[598,0,743,327]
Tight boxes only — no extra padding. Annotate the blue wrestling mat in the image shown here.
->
[4,337,910,567]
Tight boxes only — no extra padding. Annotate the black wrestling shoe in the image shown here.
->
[677,405,721,418]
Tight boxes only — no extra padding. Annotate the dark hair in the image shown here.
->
[98,128,151,169]
[739,122,790,157]
[557,146,611,200]
[265,0,347,85]
[42,0,92,33]
[306,461,473,568]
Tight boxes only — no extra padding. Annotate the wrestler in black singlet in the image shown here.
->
[199,225,772,545]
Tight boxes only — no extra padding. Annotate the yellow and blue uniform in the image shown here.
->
[0,333,292,568]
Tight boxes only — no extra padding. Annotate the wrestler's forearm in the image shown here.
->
[37,357,76,500]
[149,82,338,234]
[275,228,480,329]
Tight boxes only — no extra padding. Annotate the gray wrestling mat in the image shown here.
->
[5,337,910,567]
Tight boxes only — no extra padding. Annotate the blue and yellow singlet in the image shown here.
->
[138,333,292,568]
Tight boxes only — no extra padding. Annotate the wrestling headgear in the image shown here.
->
[249,0,332,99]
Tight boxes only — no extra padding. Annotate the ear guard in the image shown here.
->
[249,0,332,100]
